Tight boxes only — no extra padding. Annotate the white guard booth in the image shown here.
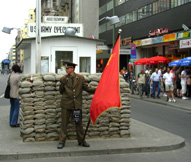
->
[17,35,104,74]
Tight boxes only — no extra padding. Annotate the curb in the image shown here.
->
[0,138,185,161]
[129,95,191,112]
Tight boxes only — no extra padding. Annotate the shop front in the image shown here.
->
[132,29,191,75]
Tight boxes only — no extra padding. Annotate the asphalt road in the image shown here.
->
[131,98,191,141]
[0,74,9,106]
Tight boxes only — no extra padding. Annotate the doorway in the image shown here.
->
[55,51,73,73]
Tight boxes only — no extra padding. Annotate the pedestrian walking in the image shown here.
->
[175,66,182,98]
[9,65,21,127]
[150,68,161,99]
[136,68,146,99]
[149,70,153,97]
[145,72,150,98]
[181,67,190,100]
[161,66,167,97]
[163,67,176,102]
[57,61,96,149]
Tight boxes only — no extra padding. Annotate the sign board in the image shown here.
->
[149,28,169,37]
[130,43,136,49]
[133,40,141,47]
[120,49,131,55]
[27,23,84,37]
[141,38,152,46]
[180,39,191,49]
[120,37,132,46]
[163,33,176,42]
[177,32,190,39]
[130,49,137,59]
[152,36,163,44]
[43,16,68,23]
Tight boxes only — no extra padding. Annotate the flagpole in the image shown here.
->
[81,118,91,145]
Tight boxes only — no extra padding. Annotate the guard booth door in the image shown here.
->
[55,51,73,73]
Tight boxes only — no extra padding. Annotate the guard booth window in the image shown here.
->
[55,51,73,73]
[80,57,91,73]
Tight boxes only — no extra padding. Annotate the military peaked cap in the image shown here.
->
[64,61,78,68]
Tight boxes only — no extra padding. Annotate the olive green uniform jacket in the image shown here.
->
[59,73,96,144]
[59,73,96,109]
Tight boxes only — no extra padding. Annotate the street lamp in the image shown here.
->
[95,15,120,39]
[2,27,20,64]
[98,16,120,25]
[2,27,19,34]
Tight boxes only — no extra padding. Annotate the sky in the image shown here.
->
[0,0,36,62]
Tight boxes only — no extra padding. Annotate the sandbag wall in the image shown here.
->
[19,73,131,142]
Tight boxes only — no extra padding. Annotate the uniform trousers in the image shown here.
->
[59,109,84,144]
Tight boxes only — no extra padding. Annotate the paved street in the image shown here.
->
[0,75,9,106]
[131,98,191,141]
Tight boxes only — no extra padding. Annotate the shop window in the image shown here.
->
[55,51,73,73]
[80,57,91,73]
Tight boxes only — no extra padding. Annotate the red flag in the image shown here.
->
[90,35,121,125]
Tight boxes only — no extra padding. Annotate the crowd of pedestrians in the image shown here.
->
[121,65,191,102]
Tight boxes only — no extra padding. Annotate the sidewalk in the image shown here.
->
[0,105,185,161]
[129,93,191,112]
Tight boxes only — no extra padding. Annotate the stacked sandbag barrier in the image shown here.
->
[19,73,131,142]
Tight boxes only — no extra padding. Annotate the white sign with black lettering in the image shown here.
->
[120,49,131,55]
[43,16,68,23]
[27,23,84,37]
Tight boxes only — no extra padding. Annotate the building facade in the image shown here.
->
[99,0,191,73]
[9,44,16,67]
[41,0,99,38]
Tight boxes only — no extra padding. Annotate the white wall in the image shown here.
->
[23,45,32,74]
[24,37,97,74]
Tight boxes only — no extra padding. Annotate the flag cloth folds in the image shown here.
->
[90,35,121,125]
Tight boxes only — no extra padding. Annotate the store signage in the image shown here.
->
[149,28,169,37]
[133,40,141,47]
[120,49,131,55]
[141,38,152,46]
[180,39,191,49]
[163,33,176,42]
[130,49,137,59]
[177,32,190,39]
[152,36,163,44]
[120,37,132,46]
[169,42,179,50]
[43,16,68,23]
[27,23,84,37]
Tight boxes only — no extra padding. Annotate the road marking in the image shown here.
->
[0,94,4,98]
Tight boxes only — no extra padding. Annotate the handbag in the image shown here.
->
[4,75,11,99]
[71,109,82,123]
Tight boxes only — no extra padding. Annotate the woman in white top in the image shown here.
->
[181,67,189,100]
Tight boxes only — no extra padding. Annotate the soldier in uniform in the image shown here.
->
[57,61,96,149]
